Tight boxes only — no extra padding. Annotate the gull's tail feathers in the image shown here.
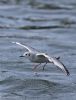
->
[49,57,70,76]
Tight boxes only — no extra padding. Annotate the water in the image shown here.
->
[0,0,76,100]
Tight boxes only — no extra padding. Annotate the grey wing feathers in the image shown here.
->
[49,57,70,76]
[36,53,50,60]
[36,54,45,58]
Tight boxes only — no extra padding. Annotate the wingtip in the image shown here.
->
[12,41,16,44]
[66,69,70,76]
[63,66,70,76]
[12,41,19,44]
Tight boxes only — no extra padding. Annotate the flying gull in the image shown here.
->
[12,42,70,76]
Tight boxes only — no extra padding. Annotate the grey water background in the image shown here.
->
[0,0,76,100]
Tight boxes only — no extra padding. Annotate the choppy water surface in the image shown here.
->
[0,0,76,100]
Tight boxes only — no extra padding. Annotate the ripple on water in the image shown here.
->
[0,76,59,96]
[0,70,74,97]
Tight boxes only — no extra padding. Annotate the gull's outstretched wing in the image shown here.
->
[12,42,32,52]
[12,42,41,53]
[48,57,70,76]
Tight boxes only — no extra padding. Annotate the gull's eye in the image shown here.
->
[26,54,27,55]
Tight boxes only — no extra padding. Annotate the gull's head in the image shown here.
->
[20,52,31,58]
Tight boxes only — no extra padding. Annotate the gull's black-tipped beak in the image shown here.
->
[19,55,25,57]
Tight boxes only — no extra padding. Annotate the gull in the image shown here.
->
[12,42,70,76]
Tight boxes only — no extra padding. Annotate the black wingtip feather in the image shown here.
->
[64,66,70,76]
[66,69,70,76]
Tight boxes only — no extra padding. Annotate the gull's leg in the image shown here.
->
[42,62,47,70]
[33,63,41,70]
